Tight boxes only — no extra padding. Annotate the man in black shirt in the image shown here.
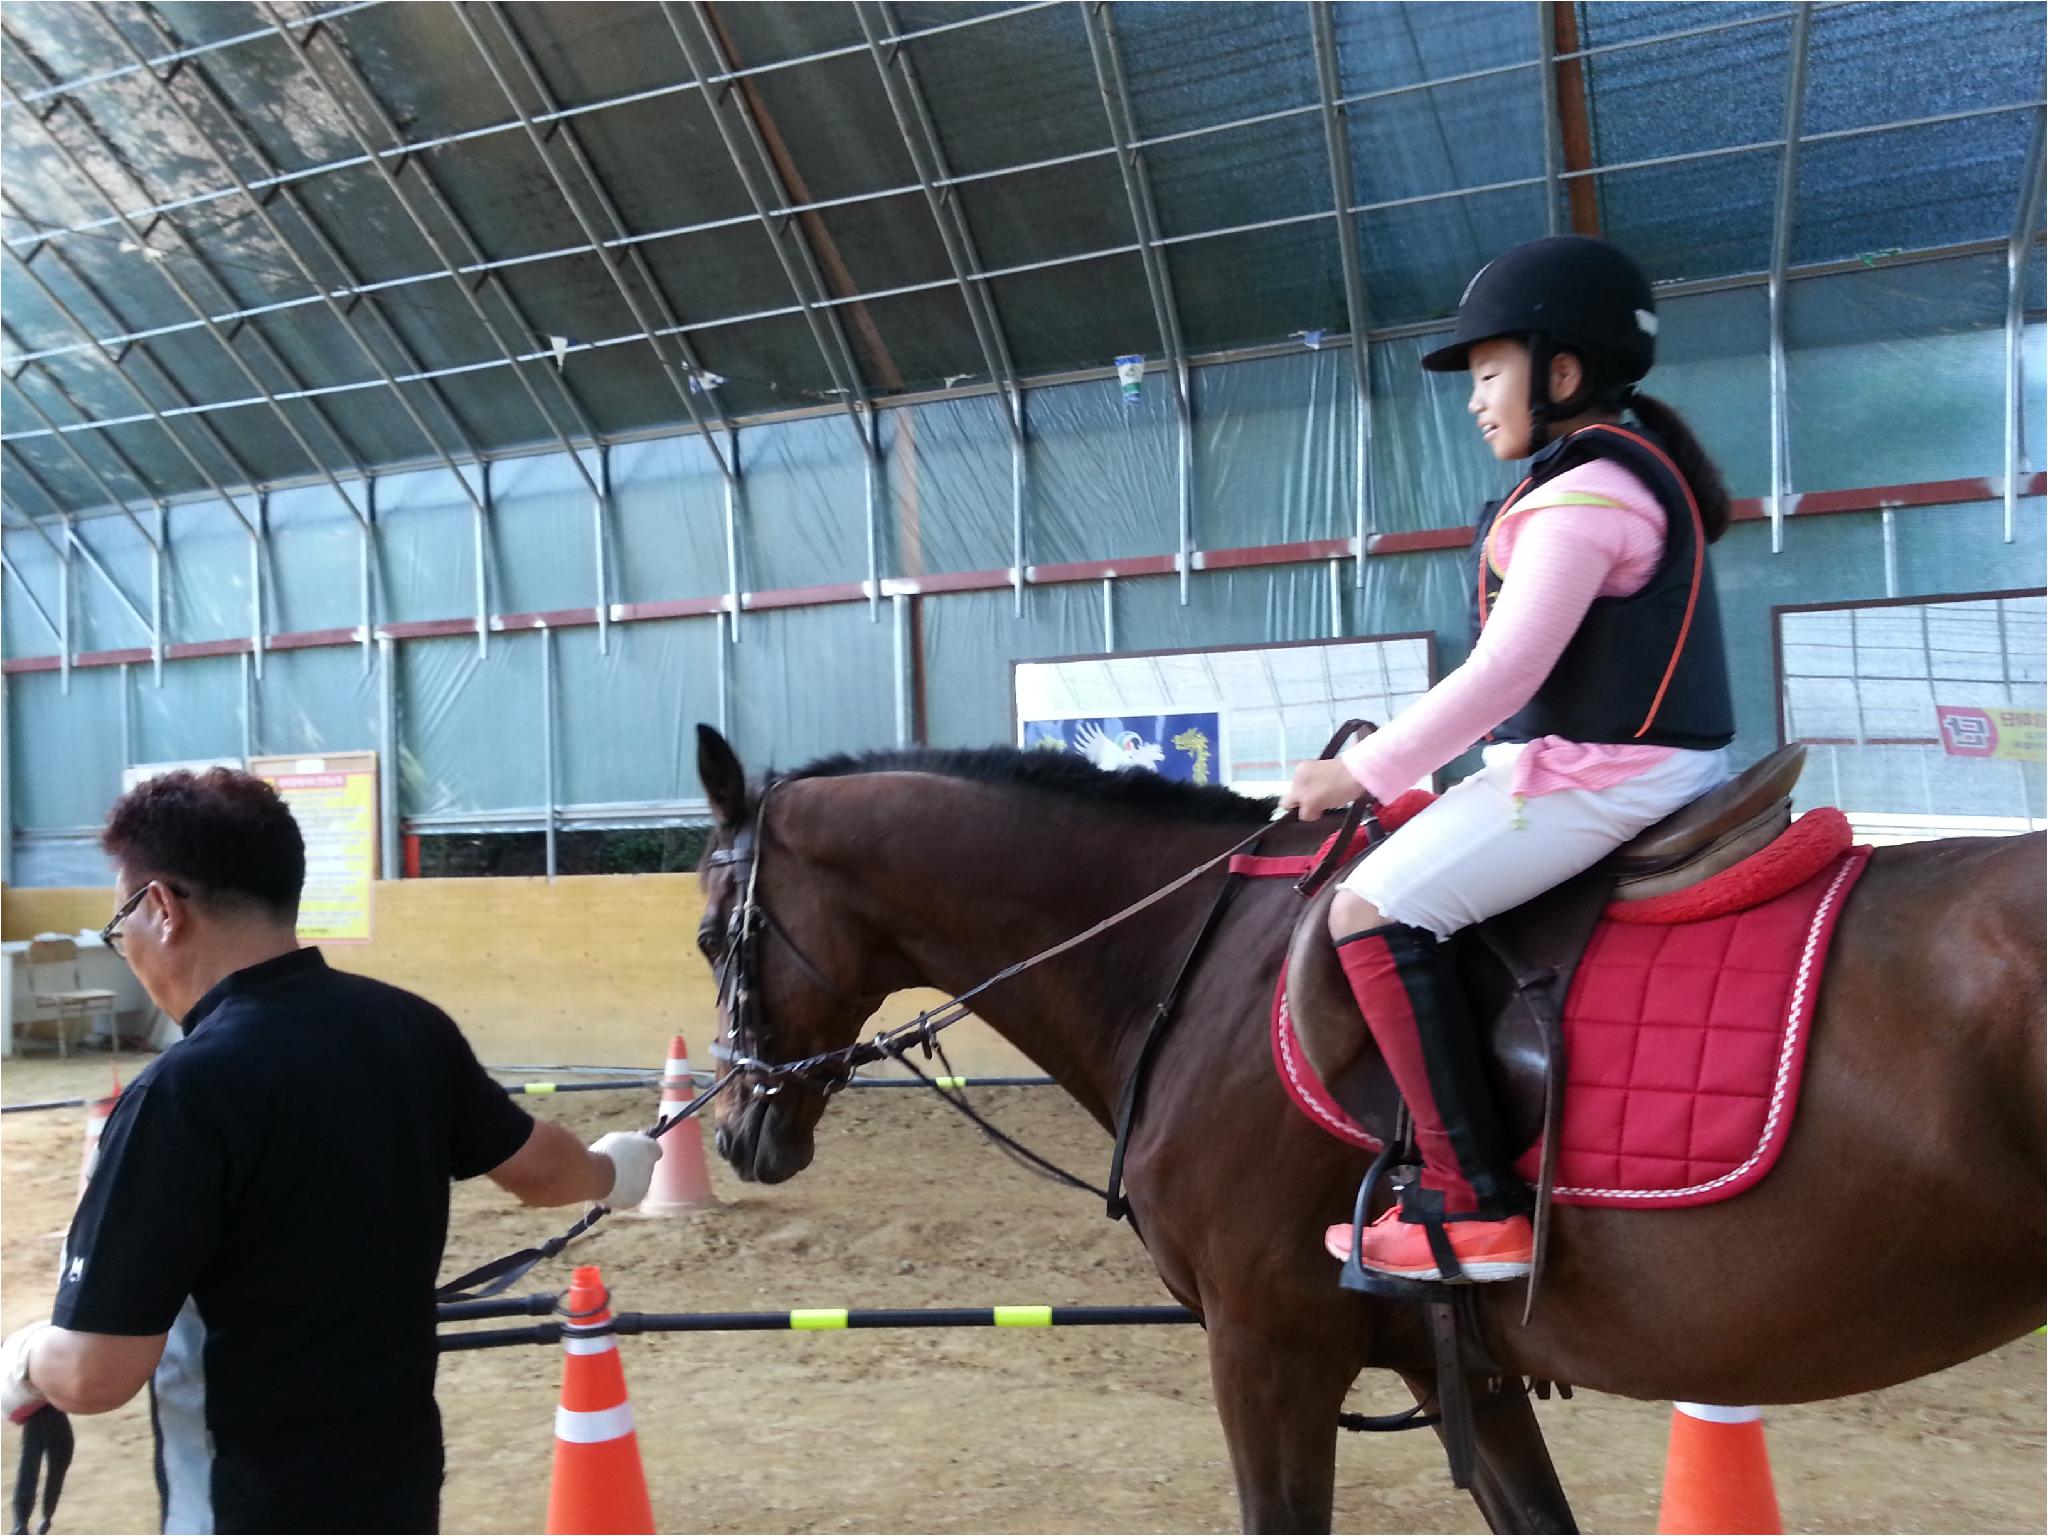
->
[0,770,661,1533]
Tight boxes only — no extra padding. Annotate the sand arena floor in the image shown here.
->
[3,1053,2041,1534]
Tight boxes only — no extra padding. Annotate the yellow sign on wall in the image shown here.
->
[1934,704,2048,763]
[249,752,378,944]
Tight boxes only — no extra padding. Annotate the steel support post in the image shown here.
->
[361,478,377,673]
[251,495,266,679]
[1101,577,1115,653]
[716,610,732,738]
[595,447,612,655]
[1081,2,1194,603]
[1328,557,1345,637]
[62,523,154,642]
[892,593,912,747]
[377,636,400,881]
[118,662,132,771]
[2003,110,2046,544]
[240,650,255,762]
[1310,3,1376,585]
[151,507,164,682]
[1012,433,1027,617]
[1537,2,1564,236]
[475,464,491,658]
[1767,5,1813,555]
[723,432,742,645]
[0,668,10,889]
[540,626,557,880]
[864,415,882,621]
[857,0,1028,618]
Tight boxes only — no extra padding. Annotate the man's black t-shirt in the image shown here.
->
[53,949,535,1534]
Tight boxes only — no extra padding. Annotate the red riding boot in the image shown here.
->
[1319,923,1533,1283]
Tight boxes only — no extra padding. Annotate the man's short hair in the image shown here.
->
[102,769,305,917]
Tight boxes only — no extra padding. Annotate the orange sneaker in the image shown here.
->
[1323,1206,1534,1283]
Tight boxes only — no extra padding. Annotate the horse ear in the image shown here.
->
[696,723,749,830]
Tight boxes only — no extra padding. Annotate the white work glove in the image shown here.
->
[591,1131,662,1209]
[3,1320,53,1422]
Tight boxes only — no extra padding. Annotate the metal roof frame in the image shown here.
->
[1308,2,1375,588]
[2005,108,2047,545]
[1767,2,1815,555]
[1081,0,1193,603]
[456,0,736,473]
[6,90,2037,435]
[1,4,1801,263]
[0,74,374,534]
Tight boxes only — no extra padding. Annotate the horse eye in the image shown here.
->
[697,931,720,959]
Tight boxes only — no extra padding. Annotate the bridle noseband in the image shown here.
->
[703,785,869,1103]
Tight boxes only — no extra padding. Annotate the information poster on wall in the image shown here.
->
[1934,702,2047,761]
[248,752,378,944]
[1021,712,1224,784]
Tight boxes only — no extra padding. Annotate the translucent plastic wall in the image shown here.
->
[7,254,2044,878]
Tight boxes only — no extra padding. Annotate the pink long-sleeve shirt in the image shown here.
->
[1340,459,1682,803]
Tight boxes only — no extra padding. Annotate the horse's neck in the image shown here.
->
[832,778,1253,1129]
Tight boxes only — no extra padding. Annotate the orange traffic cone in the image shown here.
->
[544,1266,654,1535]
[76,1066,123,1205]
[1656,1402,1783,1534]
[639,1033,716,1213]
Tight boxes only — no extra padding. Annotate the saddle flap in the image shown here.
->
[1280,862,1596,1156]
[1599,744,1806,877]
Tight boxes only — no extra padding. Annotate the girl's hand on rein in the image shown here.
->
[1280,758,1367,821]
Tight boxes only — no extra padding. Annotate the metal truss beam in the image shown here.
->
[660,0,879,460]
[2004,108,2046,544]
[1766,3,1814,554]
[1081,1,1193,603]
[122,6,490,474]
[856,0,1025,611]
[255,0,607,482]
[91,8,495,526]
[2,223,261,536]
[460,0,735,480]
[0,541,64,644]
[5,89,2041,391]
[3,346,164,550]
[1308,3,1374,588]
[3,4,1800,263]
[0,72,373,530]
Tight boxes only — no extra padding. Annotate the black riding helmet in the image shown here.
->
[1421,235,1658,447]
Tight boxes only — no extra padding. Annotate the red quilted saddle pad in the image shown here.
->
[1270,846,1872,1209]
[1514,847,1871,1207]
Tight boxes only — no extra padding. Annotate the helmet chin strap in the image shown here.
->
[1525,333,1557,452]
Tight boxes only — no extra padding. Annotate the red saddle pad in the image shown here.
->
[1271,846,1873,1209]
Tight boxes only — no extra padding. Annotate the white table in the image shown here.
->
[1,934,171,1056]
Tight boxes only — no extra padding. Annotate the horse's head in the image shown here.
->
[694,725,891,1183]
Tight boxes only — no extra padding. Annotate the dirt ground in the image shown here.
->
[3,1053,2042,1535]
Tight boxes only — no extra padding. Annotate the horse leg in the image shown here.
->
[1399,1373,1577,1535]
[1205,1316,1354,1533]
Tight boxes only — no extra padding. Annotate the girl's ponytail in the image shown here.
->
[1630,392,1731,543]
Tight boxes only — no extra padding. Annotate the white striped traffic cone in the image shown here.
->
[639,1033,717,1213]
[544,1265,654,1534]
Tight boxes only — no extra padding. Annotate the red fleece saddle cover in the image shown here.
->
[1268,814,1873,1209]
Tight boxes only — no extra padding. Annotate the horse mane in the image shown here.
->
[778,746,1277,825]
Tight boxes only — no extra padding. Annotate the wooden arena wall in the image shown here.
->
[1,879,1035,1075]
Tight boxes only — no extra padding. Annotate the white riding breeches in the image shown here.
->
[1339,742,1733,940]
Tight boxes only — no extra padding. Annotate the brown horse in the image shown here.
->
[692,727,2046,1534]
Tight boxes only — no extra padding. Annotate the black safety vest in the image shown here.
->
[1468,422,1735,750]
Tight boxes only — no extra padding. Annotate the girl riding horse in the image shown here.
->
[1281,235,1740,1287]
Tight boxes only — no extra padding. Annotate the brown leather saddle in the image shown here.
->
[1284,743,1808,1158]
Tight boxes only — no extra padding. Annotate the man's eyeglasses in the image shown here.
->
[100,881,183,955]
